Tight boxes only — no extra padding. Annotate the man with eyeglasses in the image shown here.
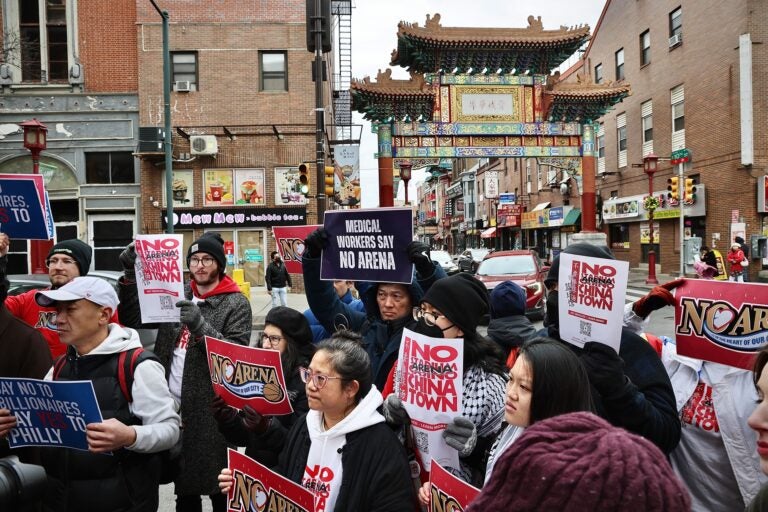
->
[117,232,252,512]
[0,234,115,358]
[302,229,446,390]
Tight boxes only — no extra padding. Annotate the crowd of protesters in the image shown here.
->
[1,228,768,511]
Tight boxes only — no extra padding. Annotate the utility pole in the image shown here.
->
[311,0,327,220]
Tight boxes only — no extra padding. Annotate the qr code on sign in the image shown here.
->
[579,321,592,337]
[159,296,174,311]
[414,430,429,454]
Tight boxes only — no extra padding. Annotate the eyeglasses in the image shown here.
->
[189,256,215,267]
[261,333,284,347]
[45,257,77,268]
[299,367,344,390]
[412,307,447,327]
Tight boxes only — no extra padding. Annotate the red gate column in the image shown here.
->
[377,123,394,207]
[580,123,597,233]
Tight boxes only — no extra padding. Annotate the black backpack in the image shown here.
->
[53,347,183,484]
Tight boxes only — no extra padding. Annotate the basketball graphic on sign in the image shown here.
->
[263,382,284,403]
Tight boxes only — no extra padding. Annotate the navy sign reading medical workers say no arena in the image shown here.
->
[321,208,413,284]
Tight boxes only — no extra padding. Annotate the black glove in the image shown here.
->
[242,405,270,434]
[580,341,630,400]
[176,300,205,335]
[632,278,685,319]
[210,394,238,424]
[119,242,137,281]
[407,241,433,276]
[304,228,330,259]
[382,394,410,426]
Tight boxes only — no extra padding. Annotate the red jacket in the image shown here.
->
[5,288,119,359]
[726,249,746,273]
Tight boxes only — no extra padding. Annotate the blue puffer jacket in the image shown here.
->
[302,254,445,389]
[304,289,366,343]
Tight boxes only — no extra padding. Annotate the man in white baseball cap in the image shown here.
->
[0,275,180,510]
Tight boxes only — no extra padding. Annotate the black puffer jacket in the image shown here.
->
[486,315,538,358]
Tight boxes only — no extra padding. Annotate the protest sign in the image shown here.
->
[321,208,413,284]
[227,448,315,512]
[557,253,629,352]
[428,459,480,512]
[272,224,321,274]
[207,336,293,415]
[396,328,463,472]
[0,176,50,239]
[134,234,185,323]
[0,377,103,451]
[675,280,768,370]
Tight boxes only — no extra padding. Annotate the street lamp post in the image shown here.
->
[644,153,659,285]
[20,118,50,274]
[399,162,412,205]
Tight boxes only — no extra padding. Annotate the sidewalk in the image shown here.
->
[248,286,309,330]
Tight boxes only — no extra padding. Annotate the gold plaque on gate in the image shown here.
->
[451,86,524,122]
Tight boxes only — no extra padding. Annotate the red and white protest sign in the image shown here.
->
[134,234,185,323]
[396,328,463,472]
[558,253,629,353]
[675,280,768,370]
[428,460,480,512]
[272,225,320,274]
[206,336,293,415]
[226,449,315,512]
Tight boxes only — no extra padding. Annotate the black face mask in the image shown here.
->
[412,318,446,339]
[544,290,559,327]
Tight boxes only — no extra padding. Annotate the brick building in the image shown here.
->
[572,0,768,275]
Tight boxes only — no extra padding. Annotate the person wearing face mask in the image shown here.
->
[382,272,508,486]
[266,251,292,308]
[302,228,446,390]
[540,243,680,455]
[210,306,315,468]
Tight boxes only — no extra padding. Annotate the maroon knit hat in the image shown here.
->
[467,412,691,512]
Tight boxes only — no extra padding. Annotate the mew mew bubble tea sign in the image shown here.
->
[320,208,413,284]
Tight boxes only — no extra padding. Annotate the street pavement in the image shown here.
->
[158,274,678,510]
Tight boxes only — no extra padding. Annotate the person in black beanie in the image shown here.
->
[382,273,507,485]
[211,306,315,468]
[117,232,252,512]
[467,412,691,512]
[541,242,680,455]
[487,281,537,365]
[0,233,107,359]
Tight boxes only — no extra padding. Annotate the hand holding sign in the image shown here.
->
[86,417,137,453]
[580,341,630,400]
[119,242,137,281]
[0,233,9,257]
[0,408,17,437]
[632,278,685,319]
[304,228,330,258]
[407,240,433,276]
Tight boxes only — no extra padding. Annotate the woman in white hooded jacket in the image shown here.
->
[219,333,415,511]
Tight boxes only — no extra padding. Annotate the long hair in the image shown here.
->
[317,330,372,403]
[518,337,595,424]
[277,334,316,377]
[463,330,507,377]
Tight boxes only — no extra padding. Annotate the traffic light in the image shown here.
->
[684,178,697,202]
[298,163,311,196]
[667,176,679,201]
[324,166,335,196]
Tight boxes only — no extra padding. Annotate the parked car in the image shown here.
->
[474,250,549,320]
[430,250,459,275]
[457,248,490,273]
[8,271,158,351]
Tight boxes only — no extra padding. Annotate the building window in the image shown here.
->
[85,152,134,184]
[672,97,684,131]
[615,48,624,81]
[640,30,651,66]
[609,224,630,248]
[594,63,603,84]
[260,51,287,91]
[670,7,682,38]
[597,125,605,158]
[641,101,653,144]
[616,113,627,168]
[17,0,70,82]
[171,52,197,90]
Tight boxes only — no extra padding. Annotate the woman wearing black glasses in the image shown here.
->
[218,331,415,511]
[211,306,315,468]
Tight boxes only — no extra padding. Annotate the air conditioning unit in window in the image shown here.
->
[190,135,218,156]
[175,80,191,92]
[668,33,683,48]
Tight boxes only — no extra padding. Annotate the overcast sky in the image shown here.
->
[350,0,607,207]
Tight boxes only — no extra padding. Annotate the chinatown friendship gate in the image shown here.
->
[350,14,631,248]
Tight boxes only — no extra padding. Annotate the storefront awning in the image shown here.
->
[481,227,497,238]
[532,202,551,211]
[562,208,581,226]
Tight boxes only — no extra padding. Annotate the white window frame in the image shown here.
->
[616,113,627,168]
[641,100,653,156]
[597,123,606,174]
[615,48,625,81]
[671,85,685,150]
